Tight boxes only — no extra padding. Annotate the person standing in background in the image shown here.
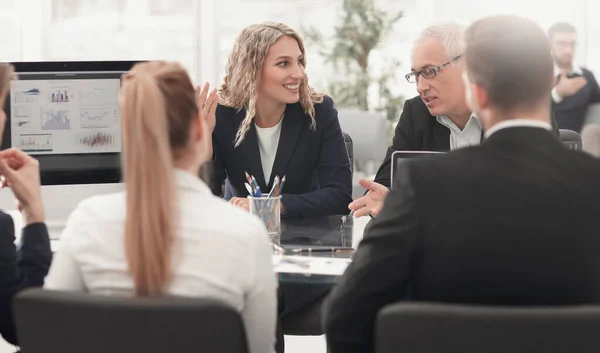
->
[549,22,600,132]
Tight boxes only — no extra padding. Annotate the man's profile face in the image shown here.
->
[551,32,577,68]
[411,37,467,118]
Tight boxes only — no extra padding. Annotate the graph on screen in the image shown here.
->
[41,109,70,130]
[18,134,53,152]
[10,77,122,155]
[14,88,40,104]
[51,89,70,103]
[14,106,31,118]
[79,87,117,106]
[78,131,115,149]
[81,107,117,126]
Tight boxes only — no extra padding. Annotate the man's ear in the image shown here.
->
[472,82,489,111]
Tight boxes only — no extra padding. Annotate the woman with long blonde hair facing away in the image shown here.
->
[210,21,352,217]
[44,61,277,353]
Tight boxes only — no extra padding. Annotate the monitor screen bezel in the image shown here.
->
[2,60,140,185]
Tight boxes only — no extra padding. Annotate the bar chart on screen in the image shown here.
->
[41,109,71,130]
[77,131,116,150]
[17,134,53,153]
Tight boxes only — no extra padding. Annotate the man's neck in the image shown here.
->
[447,111,473,130]
[255,99,286,128]
[484,108,550,132]
[556,61,573,72]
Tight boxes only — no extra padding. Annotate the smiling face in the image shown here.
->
[258,35,305,105]
[411,37,468,118]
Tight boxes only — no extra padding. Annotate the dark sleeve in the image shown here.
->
[208,130,227,197]
[588,71,600,104]
[373,100,418,188]
[323,166,420,353]
[281,97,353,218]
[0,219,51,345]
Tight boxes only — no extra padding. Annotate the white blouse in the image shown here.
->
[44,169,277,353]
[255,117,283,183]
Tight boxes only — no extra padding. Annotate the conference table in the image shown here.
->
[274,214,366,285]
[45,213,367,283]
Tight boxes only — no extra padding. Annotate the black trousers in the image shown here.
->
[275,282,332,353]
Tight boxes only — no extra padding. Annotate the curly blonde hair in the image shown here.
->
[219,21,324,146]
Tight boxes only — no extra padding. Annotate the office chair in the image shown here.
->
[337,109,388,170]
[559,129,582,150]
[14,288,248,353]
[376,302,600,353]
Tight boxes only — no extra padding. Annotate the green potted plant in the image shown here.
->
[303,0,404,130]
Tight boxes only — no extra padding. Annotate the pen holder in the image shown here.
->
[248,196,282,245]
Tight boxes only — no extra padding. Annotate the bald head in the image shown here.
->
[463,15,554,113]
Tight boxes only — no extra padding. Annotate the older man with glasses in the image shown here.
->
[349,22,559,218]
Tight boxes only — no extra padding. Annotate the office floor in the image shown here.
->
[0,335,327,353]
[286,335,327,353]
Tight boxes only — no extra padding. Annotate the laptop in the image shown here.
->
[390,150,445,188]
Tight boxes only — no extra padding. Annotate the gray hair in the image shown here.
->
[414,22,465,60]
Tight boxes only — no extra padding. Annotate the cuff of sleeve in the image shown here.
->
[21,222,50,242]
[551,87,563,103]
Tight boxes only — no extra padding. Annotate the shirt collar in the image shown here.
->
[174,168,212,194]
[485,119,552,139]
[554,65,584,76]
[436,114,481,132]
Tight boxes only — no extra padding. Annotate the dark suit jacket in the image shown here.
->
[373,96,561,188]
[324,126,600,353]
[0,213,51,344]
[552,68,600,132]
[210,96,352,218]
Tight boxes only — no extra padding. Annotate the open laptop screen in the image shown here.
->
[390,151,445,188]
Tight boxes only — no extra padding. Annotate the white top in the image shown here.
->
[44,169,277,353]
[485,119,552,138]
[551,64,584,103]
[436,115,482,150]
[255,117,283,183]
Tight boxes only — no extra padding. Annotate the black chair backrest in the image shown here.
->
[559,128,582,150]
[343,132,354,174]
[376,302,600,353]
[14,288,248,353]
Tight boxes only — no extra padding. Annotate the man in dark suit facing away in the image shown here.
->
[349,22,560,218]
[0,63,52,345]
[324,15,600,353]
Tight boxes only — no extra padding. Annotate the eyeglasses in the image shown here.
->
[405,55,462,83]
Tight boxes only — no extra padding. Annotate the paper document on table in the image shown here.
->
[272,255,352,275]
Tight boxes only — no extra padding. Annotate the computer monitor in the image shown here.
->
[2,61,140,185]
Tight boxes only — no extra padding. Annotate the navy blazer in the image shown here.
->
[210,96,352,218]
[0,212,51,344]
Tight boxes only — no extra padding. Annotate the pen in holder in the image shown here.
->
[248,195,282,245]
